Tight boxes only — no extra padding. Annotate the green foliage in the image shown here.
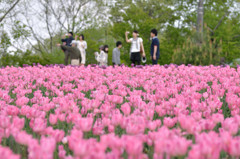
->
[0,49,65,67]
[80,27,116,65]
[172,27,222,65]
[0,0,240,66]
[109,0,177,65]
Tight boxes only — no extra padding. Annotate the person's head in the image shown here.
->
[79,34,84,41]
[99,45,104,51]
[116,41,122,49]
[151,29,158,38]
[72,43,76,47]
[132,30,139,38]
[103,45,109,53]
[71,41,77,47]
[68,32,73,37]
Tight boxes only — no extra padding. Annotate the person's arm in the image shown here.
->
[125,32,131,43]
[117,50,121,65]
[152,39,158,60]
[61,35,66,43]
[57,43,67,51]
[153,46,157,60]
[60,45,68,51]
[153,47,157,60]
[95,52,100,62]
[140,38,145,57]
[112,49,117,64]
[75,35,78,41]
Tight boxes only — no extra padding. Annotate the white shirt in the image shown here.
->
[95,51,108,66]
[129,37,143,53]
[76,40,87,53]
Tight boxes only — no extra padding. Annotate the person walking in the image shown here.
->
[95,45,108,66]
[112,41,122,66]
[75,34,87,65]
[150,29,160,65]
[125,30,145,66]
[57,41,81,66]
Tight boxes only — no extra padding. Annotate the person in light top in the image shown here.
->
[75,34,87,65]
[112,41,122,66]
[95,45,108,66]
[125,30,146,66]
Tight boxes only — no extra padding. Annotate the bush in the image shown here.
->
[172,28,222,65]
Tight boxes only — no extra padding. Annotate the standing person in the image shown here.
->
[125,30,146,66]
[112,41,122,66]
[95,45,108,66]
[75,34,87,65]
[57,41,81,66]
[150,29,160,65]
[61,32,74,65]
[61,32,74,46]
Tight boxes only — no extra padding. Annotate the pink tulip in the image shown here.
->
[121,103,131,116]
[16,96,29,107]
[49,114,58,125]
[75,117,93,132]
[0,145,20,159]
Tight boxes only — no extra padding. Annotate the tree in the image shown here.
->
[8,0,108,54]
[109,0,179,65]
[197,0,204,34]
[0,0,21,23]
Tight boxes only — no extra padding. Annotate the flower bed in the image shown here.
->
[0,64,240,159]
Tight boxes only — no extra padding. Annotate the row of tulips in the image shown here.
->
[0,64,240,159]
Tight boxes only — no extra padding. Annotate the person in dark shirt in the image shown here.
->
[61,32,74,65]
[150,29,160,65]
[61,32,74,46]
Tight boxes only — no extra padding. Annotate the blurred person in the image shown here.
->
[150,29,160,65]
[61,32,74,46]
[57,41,81,66]
[75,34,87,65]
[61,32,74,65]
[95,45,108,66]
[112,41,122,66]
[125,30,145,66]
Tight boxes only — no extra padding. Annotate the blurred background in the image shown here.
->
[0,0,240,67]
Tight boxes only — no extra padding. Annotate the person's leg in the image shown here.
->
[136,52,141,65]
[81,51,86,65]
[130,53,135,66]
[64,52,69,65]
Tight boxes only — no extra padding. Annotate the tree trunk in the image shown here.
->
[197,0,204,33]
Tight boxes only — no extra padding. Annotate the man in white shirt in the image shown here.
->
[125,30,146,66]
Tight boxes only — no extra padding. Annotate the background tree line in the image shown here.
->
[0,0,240,67]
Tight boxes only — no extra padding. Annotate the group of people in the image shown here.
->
[57,32,87,66]
[56,28,160,66]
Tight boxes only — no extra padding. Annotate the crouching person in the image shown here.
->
[57,41,81,66]
[95,45,108,66]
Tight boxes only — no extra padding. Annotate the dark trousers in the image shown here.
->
[62,47,70,65]
[130,52,141,66]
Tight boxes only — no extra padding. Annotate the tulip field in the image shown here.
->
[0,64,240,159]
